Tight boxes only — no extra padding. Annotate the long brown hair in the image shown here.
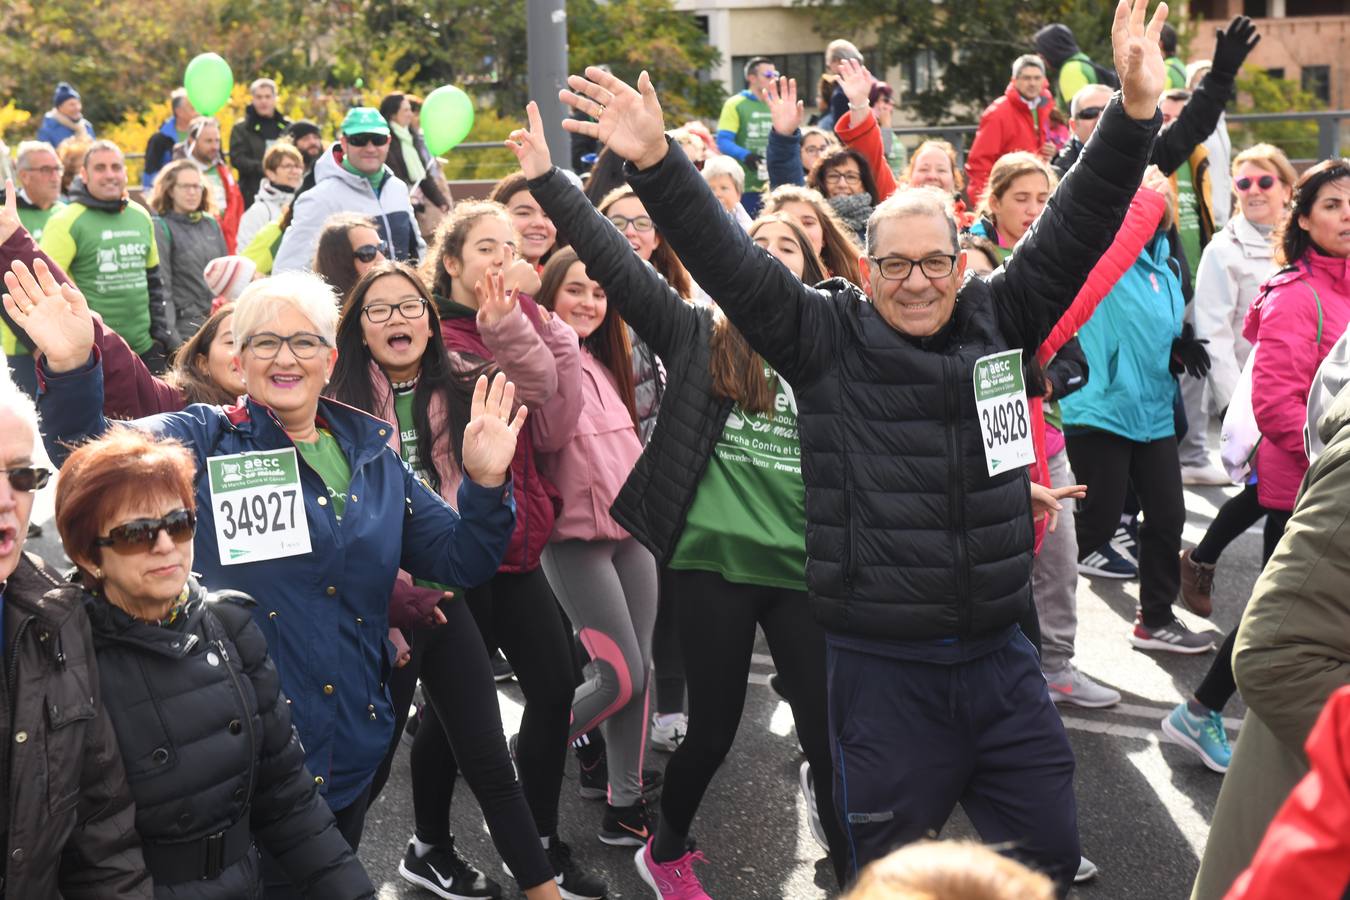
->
[166,303,241,406]
[536,248,638,428]
[597,187,693,299]
[764,184,863,284]
[708,215,825,414]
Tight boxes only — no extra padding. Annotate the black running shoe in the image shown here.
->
[577,749,664,800]
[546,838,607,900]
[491,649,514,682]
[398,837,502,899]
[599,801,654,847]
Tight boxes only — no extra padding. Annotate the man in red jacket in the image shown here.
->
[965,54,1056,206]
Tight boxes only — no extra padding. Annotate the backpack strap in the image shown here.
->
[1311,285,1324,345]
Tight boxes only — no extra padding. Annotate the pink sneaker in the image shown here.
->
[635,839,711,899]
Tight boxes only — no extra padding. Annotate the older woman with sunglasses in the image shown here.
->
[6,259,523,889]
[0,374,150,899]
[50,427,375,899]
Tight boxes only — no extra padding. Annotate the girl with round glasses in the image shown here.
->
[327,260,564,899]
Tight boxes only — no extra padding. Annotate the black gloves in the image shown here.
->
[1170,323,1211,379]
[744,152,764,170]
[1211,16,1260,79]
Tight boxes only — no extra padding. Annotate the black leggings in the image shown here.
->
[1066,431,1185,628]
[370,599,554,889]
[413,569,575,842]
[653,566,686,715]
[1193,505,1292,713]
[1192,482,1287,566]
[656,568,847,887]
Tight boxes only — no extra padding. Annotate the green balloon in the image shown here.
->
[420,85,475,155]
[184,53,234,116]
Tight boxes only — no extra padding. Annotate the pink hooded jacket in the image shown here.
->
[1245,252,1350,511]
[534,348,644,543]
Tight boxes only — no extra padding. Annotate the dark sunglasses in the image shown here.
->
[2,467,51,492]
[1235,174,1277,192]
[1075,106,1104,121]
[347,132,390,147]
[94,509,196,554]
[353,243,383,263]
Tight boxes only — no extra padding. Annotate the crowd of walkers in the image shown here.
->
[2,0,1350,897]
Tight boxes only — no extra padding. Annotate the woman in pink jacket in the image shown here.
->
[529,247,659,849]
[1247,158,1350,517]
[1165,158,1350,777]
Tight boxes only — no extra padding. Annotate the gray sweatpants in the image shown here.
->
[1033,448,1079,674]
[541,537,658,807]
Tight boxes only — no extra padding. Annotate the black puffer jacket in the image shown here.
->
[530,167,731,561]
[229,105,291,206]
[71,578,374,900]
[627,100,1159,640]
[1,552,150,899]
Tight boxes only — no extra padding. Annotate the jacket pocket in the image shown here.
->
[45,677,97,815]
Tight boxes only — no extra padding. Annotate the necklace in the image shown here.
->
[390,374,420,391]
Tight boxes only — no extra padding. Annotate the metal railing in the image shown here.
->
[889,110,1347,167]
[119,110,1345,190]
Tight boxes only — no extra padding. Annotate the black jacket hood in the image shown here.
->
[1034,24,1081,68]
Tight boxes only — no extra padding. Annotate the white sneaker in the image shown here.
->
[1075,856,1099,883]
[650,713,687,752]
[1045,666,1122,709]
[799,762,829,852]
[1180,463,1232,486]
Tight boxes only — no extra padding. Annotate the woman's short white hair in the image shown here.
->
[231,271,340,351]
[702,155,745,194]
[0,370,40,453]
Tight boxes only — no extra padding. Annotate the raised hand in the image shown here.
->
[560,66,668,171]
[474,270,520,328]
[505,101,554,181]
[1031,482,1087,533]
[1141,164,1173,199]
[1112,0,1169,120]
[0,179,20,246]
[461,372,528,487]
[837,58,874,110]
[502,258,541,297]
[2,257,95,373]
[1211,15,1260,79]
[764,77,803,137]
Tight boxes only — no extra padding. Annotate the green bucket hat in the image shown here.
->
[341,107,390,137]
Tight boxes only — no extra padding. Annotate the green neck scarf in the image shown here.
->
[342,155,386,192]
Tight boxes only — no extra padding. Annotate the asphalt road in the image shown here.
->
[24,463,1259,900]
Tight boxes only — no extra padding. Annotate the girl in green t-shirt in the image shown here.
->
[509,98,851,893]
